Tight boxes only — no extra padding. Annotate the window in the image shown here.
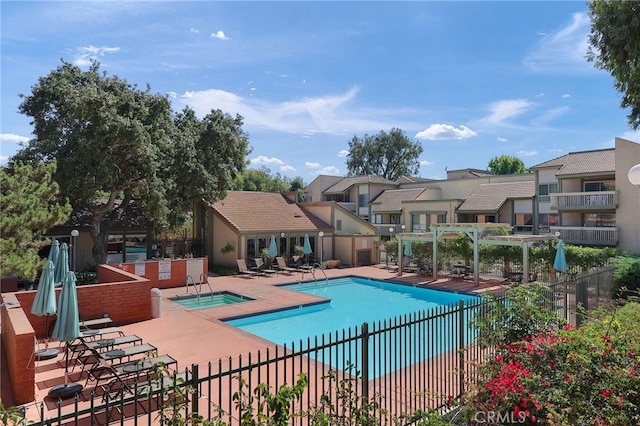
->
[390,215,401,224]
[514,213,533,233]
[538,213,559,233]
[538,183,558,202]
[336,220,342,231]
[583,180,614,192]
[411,214,427,232]
[583,213,616,227]
[475,214,496,223]
[436,213,447,224]
[371,214,383,224]
[358,193,369,208]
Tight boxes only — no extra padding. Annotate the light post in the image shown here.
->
[318,231,324,263]
[70,229,79,272]
[401,224,406,233]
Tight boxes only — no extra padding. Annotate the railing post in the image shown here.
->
[361,322,369,400]
[191,363,199,414]
[458,300,465,396]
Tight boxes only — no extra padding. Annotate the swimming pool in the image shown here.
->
[170,292,252,310]
[225,276,481,377]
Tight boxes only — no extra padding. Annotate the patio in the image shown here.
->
[2,264,508,422]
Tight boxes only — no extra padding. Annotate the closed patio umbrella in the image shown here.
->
[48,239,60,268]
[268,235,278,258]
[49,271,83,398]
[554,240,567,272]
[404,240,413,257]
[31,261,59,359]
[54,242,69,285]
[303,233,312,265]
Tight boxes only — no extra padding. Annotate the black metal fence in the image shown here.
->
[29,266,615,425]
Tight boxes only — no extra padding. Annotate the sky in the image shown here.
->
[2,1,640,182]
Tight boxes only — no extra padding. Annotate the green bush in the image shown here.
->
[471,283,565,348]
[612,256,640,298]
[465,302,640,425]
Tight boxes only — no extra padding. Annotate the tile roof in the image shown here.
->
[211,191,329,233]
[323,175,398,194]
[370,188,425,213]
[457,181,534,212]
[530,149,615,176]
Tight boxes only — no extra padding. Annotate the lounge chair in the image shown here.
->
[253,258,277,276]
[275,257,298,274]
[236,259,258,277]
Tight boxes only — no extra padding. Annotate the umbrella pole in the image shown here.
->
[34,315,59,360]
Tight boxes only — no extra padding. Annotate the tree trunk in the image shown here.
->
[90,213,111,266]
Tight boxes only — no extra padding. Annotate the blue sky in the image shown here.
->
[2,1,639,182]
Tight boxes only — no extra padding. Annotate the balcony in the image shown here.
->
[550,226,618,246]
[338,202,356,213]
[550,191,617,211]
[374,224,406,236]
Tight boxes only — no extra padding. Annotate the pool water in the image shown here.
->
[170,292,251,310]
[226,276,480,347]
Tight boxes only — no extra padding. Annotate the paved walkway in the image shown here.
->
[16,265,507,422]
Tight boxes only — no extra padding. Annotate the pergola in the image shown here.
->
[396,223,558,286]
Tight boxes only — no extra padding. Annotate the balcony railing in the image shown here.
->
[337,202,356,213]
[374,224,407,235]
[550,226,618,246]
[550,191,617,210]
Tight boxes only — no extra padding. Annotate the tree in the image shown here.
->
[14,61,250,265]
[231,167,306,201]
[487,155,527,175]
[0,162,71,280]
[346,128,423,180]
[587,0,640,129]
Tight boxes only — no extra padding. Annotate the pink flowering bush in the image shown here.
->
[465,302,640,425]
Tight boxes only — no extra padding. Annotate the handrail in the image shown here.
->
[185,274,200,303]
[200,273,214,300]
[312,263,329,285]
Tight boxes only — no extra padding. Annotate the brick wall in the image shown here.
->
[115,257,208,289]
[1,293,35,404]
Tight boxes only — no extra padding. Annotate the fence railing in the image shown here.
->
[31,266,615,425]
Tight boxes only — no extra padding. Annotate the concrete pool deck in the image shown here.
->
[7,265,508,420]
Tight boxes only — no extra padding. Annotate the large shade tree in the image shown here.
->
[0,162,71,280]
[14,61,250,265]
[487,155,527,175]
[346,128,423,180]
[588,0,640,129]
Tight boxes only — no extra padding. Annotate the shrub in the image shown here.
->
[471,283,565,348]
[612,256,640,298]
[465,302,640,425]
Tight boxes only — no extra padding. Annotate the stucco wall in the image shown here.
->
[616,138,640,252]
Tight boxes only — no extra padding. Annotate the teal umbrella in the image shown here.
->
[303,234,312,265]
[553,240,567,272]
[49,271,83,398]
[54,242,69,284]
[404,240,413,257]
[268,235,278,258]
[31,261,59,358]
[48,239,60,266]
[303,234,312,255]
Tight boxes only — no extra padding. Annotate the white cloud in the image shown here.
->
[305,162,321,169]
[314,166,340,175]
[531,106,569,127]
[523,12,592,72]
[620,130,640,144]
[178,86,406,136]
[484,99,533,126]
[166,91,177,98]
[250,155,285,166]
[562,94,571,99]
[497,137,508,142]
[337,149,349,157]
[72,45,120,67]
[516,150,539,157]
[419,159,433,166]
[1,133,30,144]
[280,164,296,172]
[211,30,229,40]
[190,27,199,34]
[415,124,477,141]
